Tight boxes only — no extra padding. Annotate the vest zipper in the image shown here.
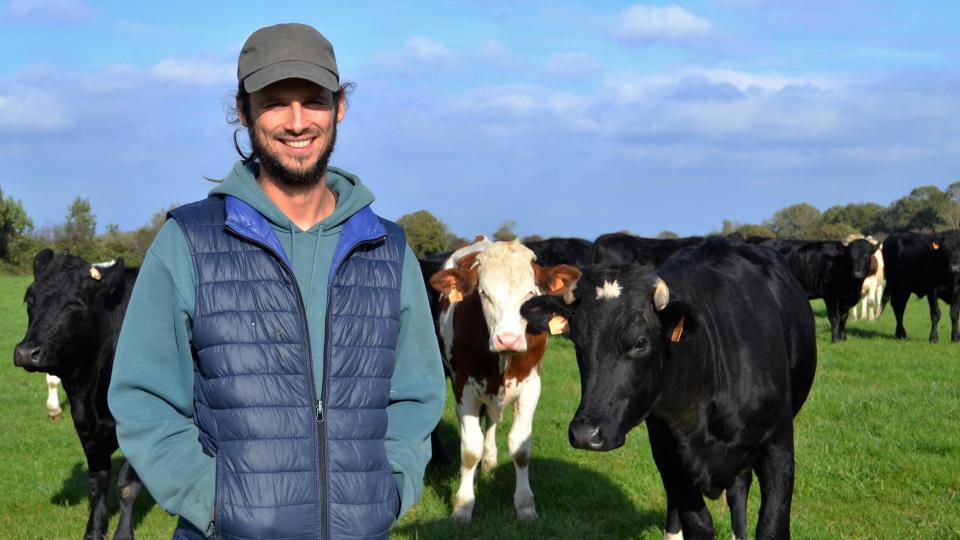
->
[224,224,324,538]
[321,234,385,539]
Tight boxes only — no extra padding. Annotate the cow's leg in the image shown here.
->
[509,375,540,521]
[84,453,112,540]
[891,290,909,339]
[113,459,142,540]
[648,420,713,540]
[950,299,960,342]
[927,291,941,343]
[838,305,850,341]
[480,407,498,473]
[46,374,62,421]
[451,393,484,523]
[754,421,795,540]
[726,469,753,540]
[825,299,841,343]
[875,281,883,318]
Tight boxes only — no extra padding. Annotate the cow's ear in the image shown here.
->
[33,249,54,276]
[534,263,582,296]
[657,300,699,343]
[429,268,477,303]
[521,294,574,335]
[95,258,127,299]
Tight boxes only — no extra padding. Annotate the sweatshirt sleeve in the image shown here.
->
[108,220,216,535]
[385,245,446,520]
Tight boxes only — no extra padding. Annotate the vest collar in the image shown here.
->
[222,195,386,273]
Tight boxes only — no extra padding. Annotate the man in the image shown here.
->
[108,23,446,539]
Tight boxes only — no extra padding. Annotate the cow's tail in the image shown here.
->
[879,286,890,317]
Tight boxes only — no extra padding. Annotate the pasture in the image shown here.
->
[1,274,958,539]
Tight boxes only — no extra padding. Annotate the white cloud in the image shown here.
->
[374,36,458,72]
[0,89,71,132]
[4,0,92,21]
[615,4,713,43]
[151,58,234,86]
[545,52,601,80]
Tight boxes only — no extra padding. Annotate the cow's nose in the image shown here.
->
[492,333,524,352]
[13,344,42,368]
[569,422,604,451]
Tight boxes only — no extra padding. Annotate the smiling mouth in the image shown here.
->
[282,138,314,149]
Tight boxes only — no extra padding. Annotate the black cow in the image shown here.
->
[882,230,960,343]
[751,237,878,342]
[524,237,594,268]
[13,249,142,540]
[592,233,703,265]
[522,239,817,540]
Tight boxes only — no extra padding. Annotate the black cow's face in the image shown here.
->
[13,249,125,375]
[843,239,878,281]
[522,264,693,452]
[934,233,960,273]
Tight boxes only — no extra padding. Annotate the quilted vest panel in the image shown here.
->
[169,196,403,540]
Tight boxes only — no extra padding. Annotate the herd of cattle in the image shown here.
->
[10,228,960,539]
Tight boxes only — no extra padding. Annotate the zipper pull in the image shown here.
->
[317,400,324,423]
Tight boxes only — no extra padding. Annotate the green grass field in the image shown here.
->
[1,274,958,539]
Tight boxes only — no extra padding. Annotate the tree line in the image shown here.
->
[2,180,958,273]
[399,182,960,258]
[0,189,170,274]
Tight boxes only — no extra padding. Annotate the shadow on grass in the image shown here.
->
[51,455,158,534]
[404,453,663,539]
[842,325,898,340]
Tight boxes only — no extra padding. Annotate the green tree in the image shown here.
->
[734,224,775,238]
[883,186,949,232]
[397,210,451,258]
[492,220,517,242]
[57,196,100,259]
[768,203,821,239]
[656,230,679,239]
[0,187,33,260]
[944,181,960,230]
[822,203,884,234]
[807,222,859,241]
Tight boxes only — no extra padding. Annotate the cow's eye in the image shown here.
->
[632,337,650,354]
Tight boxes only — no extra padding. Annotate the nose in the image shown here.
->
[569,421,605,451]
[289,101,305,132]
[14,343,42,369]
[492,332,524,352]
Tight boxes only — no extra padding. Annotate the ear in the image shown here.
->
[33,249,54,276]
[335,91,347,123]
[521,295,574,335]
[534,263,582,296]
[657,300,699,343]
[95,258,127,298]
[429,267,478,304]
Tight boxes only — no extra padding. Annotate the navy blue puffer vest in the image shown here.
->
[169,195,404,540]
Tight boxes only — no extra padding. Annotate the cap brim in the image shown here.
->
[243,60,340,93]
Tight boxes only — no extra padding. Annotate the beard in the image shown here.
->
[248,118,338,189]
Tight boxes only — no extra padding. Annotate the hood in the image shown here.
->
[209,161,375,234]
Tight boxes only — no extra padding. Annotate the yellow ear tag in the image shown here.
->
[933,241,941,250]
[670,316,685,343]
[548,315,569,335]
[447,287,463,303]
[89,267,102,281]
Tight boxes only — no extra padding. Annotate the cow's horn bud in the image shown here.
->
[653,277,669,311]
[89,266,102,281]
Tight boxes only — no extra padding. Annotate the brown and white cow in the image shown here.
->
[845,235,885,320]
[429,240,580,523]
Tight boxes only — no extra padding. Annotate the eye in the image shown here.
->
[632,337,650,354]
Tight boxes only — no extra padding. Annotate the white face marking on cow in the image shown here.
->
[595,280,622,300]
[475,242,539,353]
[563,281,577,305]
[663,530,684,540]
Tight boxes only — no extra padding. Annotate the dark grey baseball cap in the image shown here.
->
[238,23,340,93]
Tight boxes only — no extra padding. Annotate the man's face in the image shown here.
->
[240,78,345,187]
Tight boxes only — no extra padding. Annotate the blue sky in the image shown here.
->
[2,1,959,239]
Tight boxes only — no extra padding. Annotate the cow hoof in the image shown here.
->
[450,509,473,524]
[517,507,538,521]
[48,412,62,422]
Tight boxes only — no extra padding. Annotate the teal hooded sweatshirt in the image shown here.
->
[108,161,445,534]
